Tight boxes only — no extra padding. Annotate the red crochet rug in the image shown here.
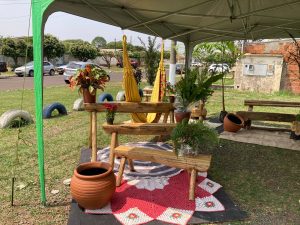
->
[85,142,224,225]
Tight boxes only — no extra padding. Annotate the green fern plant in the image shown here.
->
[170,119,219,156]
[175,68,223,111]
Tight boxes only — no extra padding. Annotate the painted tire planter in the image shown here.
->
[98,93,114,102]
[70,161,116,209]
[223,113,244,132]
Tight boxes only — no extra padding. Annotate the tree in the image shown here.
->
[1,37,27,66]
[92,36,107,49]
[43,35,65,60]
[99,50,114,68]
[70,41,98,62]
[62,39,84,54]
[138,36,160,85]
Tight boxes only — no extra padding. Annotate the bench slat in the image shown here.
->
[85,102,175,113]
[114,145,212,172]
[237,111,296,122]
[102,123,176,135]
[244,100,300,107]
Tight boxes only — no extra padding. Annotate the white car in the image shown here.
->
[14,61,55,77]
[63,61,110,84]
[208,64,229,73]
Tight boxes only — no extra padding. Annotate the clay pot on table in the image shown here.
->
[223,113,244,132]
[82,88,96,103]
[70,161,116,209]
[175,110,191,123]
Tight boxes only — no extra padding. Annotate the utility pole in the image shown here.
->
[169,40,177,85]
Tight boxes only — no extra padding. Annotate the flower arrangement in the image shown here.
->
[166,82,176,95]
[69,64,109,95]
[103,103,117,124]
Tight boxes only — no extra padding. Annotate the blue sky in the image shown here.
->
[0,0,176,48]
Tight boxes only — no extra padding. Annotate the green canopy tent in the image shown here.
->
[32,0,300,204]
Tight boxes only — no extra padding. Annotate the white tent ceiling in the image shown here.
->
[47,0,300,44]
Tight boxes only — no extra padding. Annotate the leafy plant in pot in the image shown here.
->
[69,64,110,103]
[171,119,219,156]
[174,68,223,123]
[290,113,300,140]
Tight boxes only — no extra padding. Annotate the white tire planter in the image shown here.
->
[116,91,126,101]
[73,98,84,111]
[0,110,33,129]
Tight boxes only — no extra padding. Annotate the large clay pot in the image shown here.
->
[175,110,191,123]
[70,161,116,209]
[82,88,96,103]
[223,113,244,132]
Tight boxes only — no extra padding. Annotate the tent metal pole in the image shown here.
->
[32,0,54,205]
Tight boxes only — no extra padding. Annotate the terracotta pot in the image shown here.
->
[70,162,116,209]
[175,110,191,123]
[219,110,228,123]
[82,88,96,103]
[223,113,244,132]
[106,117,114,125]
[169,95,175,103]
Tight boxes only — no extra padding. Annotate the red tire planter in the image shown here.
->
[223,113,244,132]
[70,161,116,209]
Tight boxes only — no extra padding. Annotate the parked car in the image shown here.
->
[208,63,229,73]
[116,59,139,69]
[63,61,110,84]
[56,64,67,75]
[14,61,55,77]
[0,62,8,72]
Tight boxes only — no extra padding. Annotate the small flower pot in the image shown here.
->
[223,113,244,132]
[70,162,116,209]
[169,95,175,103]
[106,118,114,125]
[82,88,96,103]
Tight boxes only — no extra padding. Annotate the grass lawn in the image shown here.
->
[0,82,299,224]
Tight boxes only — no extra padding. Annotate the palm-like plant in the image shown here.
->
[175,68,223,111]
[138,36,160,85]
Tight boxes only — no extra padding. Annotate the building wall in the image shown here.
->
[242,40,300,93]
[235,54,284,93]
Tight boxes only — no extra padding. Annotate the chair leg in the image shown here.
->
[116,157,126,186]
[189,169,197,201]
[109,132,118,168]
[128,159,135,172]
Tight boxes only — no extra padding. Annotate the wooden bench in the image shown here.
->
[236,100,299,131]
[85,102,175,162]
[114,145,212,200]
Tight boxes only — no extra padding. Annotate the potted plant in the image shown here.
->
[104,103,117,124]
[290,113,300,140]
[69,64,109,103]
[170,119,218,156]
[174,68,223,122]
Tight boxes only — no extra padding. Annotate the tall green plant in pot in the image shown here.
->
[171,119,219,156]
[174,68,223,122]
